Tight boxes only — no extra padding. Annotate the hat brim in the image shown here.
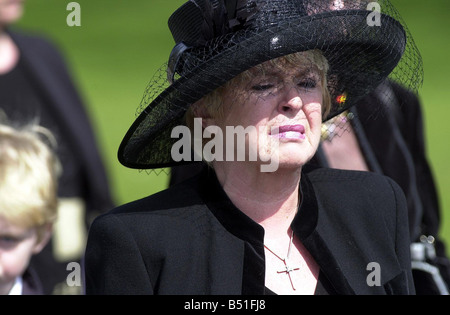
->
[119,10,406,169]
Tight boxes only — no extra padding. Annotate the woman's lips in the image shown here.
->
[270,125,306,140]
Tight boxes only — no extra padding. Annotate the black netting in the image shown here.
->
[119,0,423,169]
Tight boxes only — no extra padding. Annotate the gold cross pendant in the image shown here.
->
[277,259,300,290]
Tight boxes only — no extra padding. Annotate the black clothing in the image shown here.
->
[312,81,450,293]
[4,29,114,215]
[85,166,414,295]
[0,51,85,199]
[21,267,44,295]
[1,29,114,294]
[264,271,332,295]
[168,81,450,294]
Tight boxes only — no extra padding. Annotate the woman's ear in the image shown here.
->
[202,117,216,129]
[32,223,53,255]
[192,99,216,128]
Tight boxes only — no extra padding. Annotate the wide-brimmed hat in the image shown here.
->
[119,0,422,169]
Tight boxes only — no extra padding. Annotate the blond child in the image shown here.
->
[0,122,60,295]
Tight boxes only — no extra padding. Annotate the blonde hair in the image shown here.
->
[0,122,60,241]
[186,49,331,131]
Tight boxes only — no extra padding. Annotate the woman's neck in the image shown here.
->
[214,161,301,238]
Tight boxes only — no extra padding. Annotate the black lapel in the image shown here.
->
[198,168,266,295]
[293,169,356,295]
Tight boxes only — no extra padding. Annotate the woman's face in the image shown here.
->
[209,57,324,171]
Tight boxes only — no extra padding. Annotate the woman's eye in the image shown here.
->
[298,78,317,89]
[251,84,274,91]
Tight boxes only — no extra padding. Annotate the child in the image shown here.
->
[0,122,60,295]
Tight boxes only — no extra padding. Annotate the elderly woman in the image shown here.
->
[85,0,422,295]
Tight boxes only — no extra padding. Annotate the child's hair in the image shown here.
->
[0,122,60,242]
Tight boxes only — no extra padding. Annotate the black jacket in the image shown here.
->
[3,29,114,294]
[85,166,414,295]
[168,81,450,294]
[311,81,450,292]
[7,29,114,217]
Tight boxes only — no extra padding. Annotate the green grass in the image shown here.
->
[16,0,450,248]
[15,0,185,206]
[391,0,450,247]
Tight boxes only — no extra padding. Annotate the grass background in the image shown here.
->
[15,0,450,247]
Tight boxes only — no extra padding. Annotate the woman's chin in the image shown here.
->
[278,146,314,164]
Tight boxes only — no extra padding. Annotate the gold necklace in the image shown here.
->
[264,230,300,290]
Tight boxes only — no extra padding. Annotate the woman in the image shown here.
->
[85,0,421,294]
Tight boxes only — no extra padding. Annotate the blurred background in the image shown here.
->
[14,0,450,247]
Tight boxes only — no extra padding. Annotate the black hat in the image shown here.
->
[119,0,422,169]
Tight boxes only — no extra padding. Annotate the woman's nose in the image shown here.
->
[278,85,303,114]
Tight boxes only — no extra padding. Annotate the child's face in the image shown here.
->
[0,216,48,295]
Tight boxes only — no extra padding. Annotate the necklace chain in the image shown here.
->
[264,230,300,290]
[264,230,295,261]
